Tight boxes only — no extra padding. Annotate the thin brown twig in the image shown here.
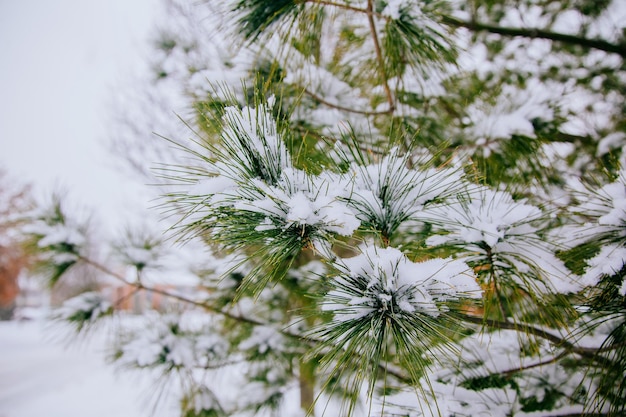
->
[303,0,393,22]
[500,350,569,376]
[366,0,395,114]
[303,0,369,15]
[543,414,608,417]
[441,15,626,58]
[303,0,396,113]
[79,255,269,328]
[303,88,393,116]
[457,313,620,361]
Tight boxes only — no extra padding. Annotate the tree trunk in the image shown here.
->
[299,357,316,415]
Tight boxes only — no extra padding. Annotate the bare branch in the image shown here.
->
[303,0,368,15]
[500,351,569,376]
[458,314,619,362]
[366,0,395,113]
[544,414,608,417]
[441,15,626,58]
[303,88,393,116]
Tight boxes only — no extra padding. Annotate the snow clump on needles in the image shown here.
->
[323,245,482,322]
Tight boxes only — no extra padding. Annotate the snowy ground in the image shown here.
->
[0,317,178,417]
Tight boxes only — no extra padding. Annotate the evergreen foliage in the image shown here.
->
[28,0,626,416]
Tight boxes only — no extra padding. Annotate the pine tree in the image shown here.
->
[28,0,626,416]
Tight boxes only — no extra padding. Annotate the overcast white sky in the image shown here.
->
[0,0,161,231]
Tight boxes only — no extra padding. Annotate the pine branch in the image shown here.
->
[77,254,414,382]
[303,88,393,116]
[76,255,269,328]
[544,414,609,417]
[458,313,619,361]
[500,351,569,376]
[441,15,626,58]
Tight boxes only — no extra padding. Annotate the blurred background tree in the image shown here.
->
[0,169,34,320]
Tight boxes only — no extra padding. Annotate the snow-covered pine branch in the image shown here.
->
[29,0,626,416]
